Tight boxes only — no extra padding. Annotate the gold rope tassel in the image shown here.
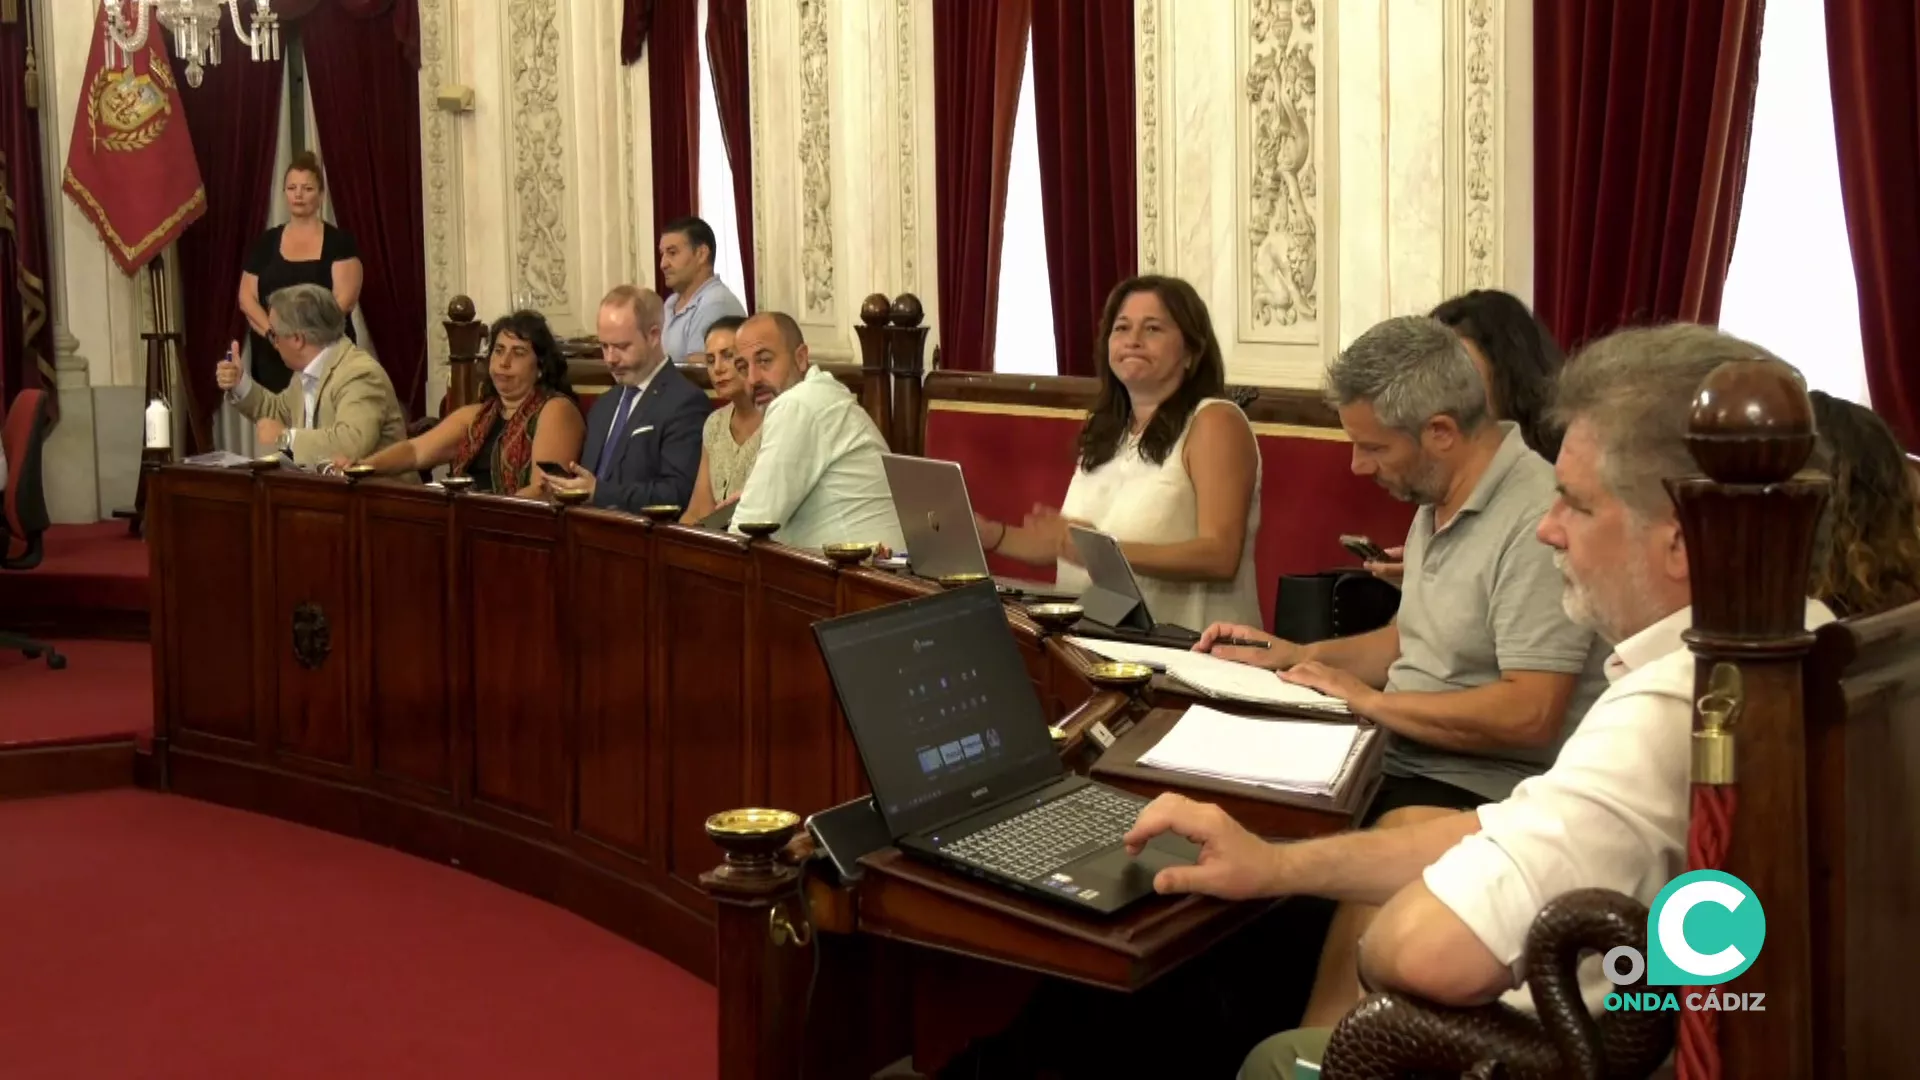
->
[23,43,38,111]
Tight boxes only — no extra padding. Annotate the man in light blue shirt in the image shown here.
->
[658,216,748,363]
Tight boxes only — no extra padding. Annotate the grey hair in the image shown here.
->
[1325,316,1490,436]
[1552,323,1792,521]
[268,283,348,347]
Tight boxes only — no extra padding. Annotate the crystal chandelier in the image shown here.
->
[100,1,281,88]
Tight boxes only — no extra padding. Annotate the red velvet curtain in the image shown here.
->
[175,18,284,445]
[642,0,700,299]
[1534,0,1765,351]
[933,0,1032,372]
[706,0,754,312]
[1031,0,1135,377]
[0,1,53,421]
[303,0,429,415]
[1827,0,1920,448]
[621,0,656,65]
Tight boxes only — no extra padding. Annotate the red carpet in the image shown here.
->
[0,639,152,748]
[0,790,717,1078]
[0,634,151,745]
[0,522,150,637]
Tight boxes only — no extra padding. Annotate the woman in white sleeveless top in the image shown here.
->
[976,276,1263,632]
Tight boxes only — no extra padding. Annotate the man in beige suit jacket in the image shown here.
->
[214,283,407,469]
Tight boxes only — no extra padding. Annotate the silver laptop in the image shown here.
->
[880,454,1077,600]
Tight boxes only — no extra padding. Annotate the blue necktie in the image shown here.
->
[596,387,635,476]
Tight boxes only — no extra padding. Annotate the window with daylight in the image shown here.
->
[991,33,1059,376]
[1717,1,1867,403]
[697,0,745,297]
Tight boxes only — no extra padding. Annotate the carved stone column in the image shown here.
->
[40,324,100,524]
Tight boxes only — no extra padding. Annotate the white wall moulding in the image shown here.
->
[1241,0,1325,342]
[1136,0,1529,388]
[504,0,570,315]
[419,0,463,413]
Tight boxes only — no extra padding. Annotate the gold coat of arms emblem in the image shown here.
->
[85,54,176,154]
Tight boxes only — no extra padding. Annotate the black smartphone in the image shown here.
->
[804,796,892,882]
[535,461,572,479]
[1339,534,1389,562]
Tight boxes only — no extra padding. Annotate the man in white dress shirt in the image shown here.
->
[727,311,904,552]
[1115,325,1832,1079]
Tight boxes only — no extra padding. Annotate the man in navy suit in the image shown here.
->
[551,285,709,513]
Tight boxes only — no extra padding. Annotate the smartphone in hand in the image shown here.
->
[1339,534,1389,562]
[535,461,572,479]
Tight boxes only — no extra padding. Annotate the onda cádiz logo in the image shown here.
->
[1603,870,1768,1013]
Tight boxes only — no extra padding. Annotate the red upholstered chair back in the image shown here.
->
[3,388,52,564]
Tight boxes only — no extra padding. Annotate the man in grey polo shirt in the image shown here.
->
[658,215,748,363]
[1199,314,1608,1028]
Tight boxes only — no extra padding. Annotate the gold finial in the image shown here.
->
[1692,662,1742,785]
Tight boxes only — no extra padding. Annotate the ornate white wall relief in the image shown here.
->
[419,0,463,409]
[1463,0,1498,289]
[507,0,568,309]
[797,0,835,318]
[750,0,768,300]
[1136,0,1161,274]
[1244,0,1320,336]
[894,0,916,291]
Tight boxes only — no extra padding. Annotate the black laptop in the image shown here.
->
[813,583,1198,915]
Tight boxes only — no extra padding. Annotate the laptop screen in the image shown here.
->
[814,584,1062,839]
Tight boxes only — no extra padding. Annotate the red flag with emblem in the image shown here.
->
[61,6,205,275]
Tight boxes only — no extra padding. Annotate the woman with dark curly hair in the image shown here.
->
[332,310,584,496]
[1809,391,1920,618]
[1430,289,1566,461]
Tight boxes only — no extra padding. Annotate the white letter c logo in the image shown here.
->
[1658,879,1747,978]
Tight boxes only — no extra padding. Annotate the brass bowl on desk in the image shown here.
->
[937,572,990,590]
[1085,661,1154,692]
[247,454,282,471]
[1025,602,1084,633]
[822,542,875,567]
[343,464,377,481]
[439,474,476,494]
[639,504,682,522]
[705,807,802,877]
[552,487,591,506]
[738,521,780,540]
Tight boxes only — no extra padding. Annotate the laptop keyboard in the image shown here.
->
[944,786,1144,882]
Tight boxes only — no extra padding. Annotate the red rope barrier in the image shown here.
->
[1676,783,1737,1080]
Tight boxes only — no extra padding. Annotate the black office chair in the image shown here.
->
[1,388,66,669]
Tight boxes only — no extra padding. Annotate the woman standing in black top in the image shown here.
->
[236,151,364,392]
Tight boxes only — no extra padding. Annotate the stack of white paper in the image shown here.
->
[183,450,257,468]
[1137,704,1371,795]
[1065,637,1351,713]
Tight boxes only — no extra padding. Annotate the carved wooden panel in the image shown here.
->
[358,489,455,796]
[157,472,257,747]
[565,514,654,863]
[457,500,564,829]
[264,484,356,770]
[753,548,843,817]
[654,531,753,898]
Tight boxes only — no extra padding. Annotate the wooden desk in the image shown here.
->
[145,464,1372,1076]
[144,463,1092,980]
